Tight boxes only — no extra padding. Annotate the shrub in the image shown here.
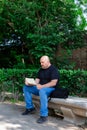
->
[0,69,87,98]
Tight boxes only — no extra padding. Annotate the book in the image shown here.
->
[25,78,36,85]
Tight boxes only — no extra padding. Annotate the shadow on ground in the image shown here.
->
[0,102,86,130]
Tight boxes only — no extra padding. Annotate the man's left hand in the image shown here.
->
[37,84,43,89]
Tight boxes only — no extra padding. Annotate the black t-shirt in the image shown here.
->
[37,65,60,87]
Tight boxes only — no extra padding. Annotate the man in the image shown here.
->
[22,55,60,123]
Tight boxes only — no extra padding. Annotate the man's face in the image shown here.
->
[40,58,49,69]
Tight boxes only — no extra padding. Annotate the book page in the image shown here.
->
[25,78,36,85]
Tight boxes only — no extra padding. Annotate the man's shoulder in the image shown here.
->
[50,65,60,75]
[50,65,58,70]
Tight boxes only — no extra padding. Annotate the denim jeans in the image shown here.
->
[23,85,55,116]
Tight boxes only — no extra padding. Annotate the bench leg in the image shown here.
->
[61,107,86,125]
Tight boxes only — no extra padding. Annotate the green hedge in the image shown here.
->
[59,69,87,97]
[0,69,87,97]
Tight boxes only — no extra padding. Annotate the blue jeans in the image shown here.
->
[23,85,55,116]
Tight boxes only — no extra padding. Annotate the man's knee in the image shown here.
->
[39,88,47,96]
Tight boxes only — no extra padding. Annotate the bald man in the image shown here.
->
[22,55,60,123]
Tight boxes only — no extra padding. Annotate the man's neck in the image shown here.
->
[47,63,51,68]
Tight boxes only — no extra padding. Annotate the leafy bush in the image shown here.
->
[0,0,86,68]
[0,69,87,98]
[0,69,38,95]
[59,69,87,97]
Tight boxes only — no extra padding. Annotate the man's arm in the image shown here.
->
[37,79,58,89]
[35,78,40,84]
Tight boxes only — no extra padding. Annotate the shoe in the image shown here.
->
[22,108,36,115]
[36,116,48,123]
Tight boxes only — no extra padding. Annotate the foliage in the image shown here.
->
[0,68,38,95]
[0,0,87,68]
[0,68,87,98]
[54,49,76,69]
[59,69,87,97]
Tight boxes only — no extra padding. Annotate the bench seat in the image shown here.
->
[33,95,87,125]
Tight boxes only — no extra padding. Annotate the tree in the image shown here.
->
[0,0,87,68]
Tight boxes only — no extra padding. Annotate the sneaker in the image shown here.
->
[22,108,36,115]
[36,116,48,123]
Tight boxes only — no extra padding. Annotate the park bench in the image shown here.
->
[33,95,87,125]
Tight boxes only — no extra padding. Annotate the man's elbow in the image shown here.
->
[52,80,58,86]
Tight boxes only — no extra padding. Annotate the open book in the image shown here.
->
[25,78,36,86]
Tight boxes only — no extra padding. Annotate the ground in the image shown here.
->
[0,101,87,130]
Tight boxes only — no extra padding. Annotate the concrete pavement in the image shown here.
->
[0,102,86,130]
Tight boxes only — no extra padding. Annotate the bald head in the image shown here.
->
[40,55,51,69]
[40,55,50,62]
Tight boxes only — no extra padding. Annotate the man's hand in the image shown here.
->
[25,80,34,86]
[25,80,29,86]
[37,84,43,89]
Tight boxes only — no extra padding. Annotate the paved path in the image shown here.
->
[0,102,86,130]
